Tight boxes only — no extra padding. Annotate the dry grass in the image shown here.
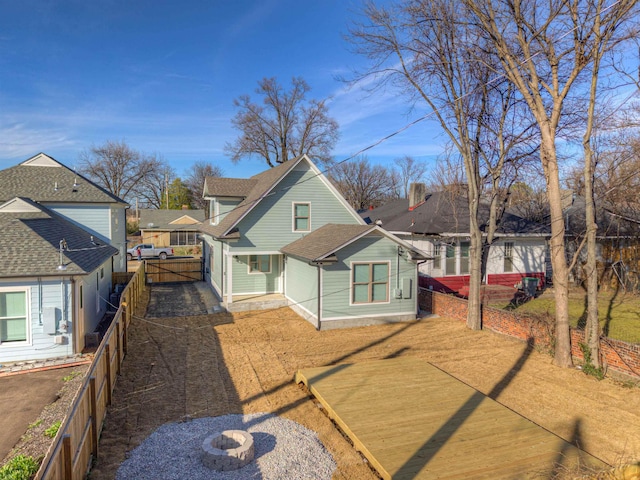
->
[88,286,640,479]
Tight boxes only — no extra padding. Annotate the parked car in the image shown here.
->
[127,243,174,260]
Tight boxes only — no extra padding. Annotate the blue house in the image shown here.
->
[200,155,426,329]
[0,153,128,363]
[0,198,118,363]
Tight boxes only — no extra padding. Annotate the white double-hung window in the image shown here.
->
[0,288,29,345]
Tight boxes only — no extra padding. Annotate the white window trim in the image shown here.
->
[0,286,32,347]
[292,202,311,232]
[504,241,515,273]
[248,254,272,274]
[349,260,391,306]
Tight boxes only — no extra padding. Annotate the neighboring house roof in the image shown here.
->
[200,155,364,239]
[0,153,128,205]
[281,223,427,263]
[139,209,205,231]
[563,195,640,238]
[362,191,548,236]
[0,198,118,277]
[203,177,256,198]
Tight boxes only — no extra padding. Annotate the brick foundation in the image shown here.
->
[419,288,640,379]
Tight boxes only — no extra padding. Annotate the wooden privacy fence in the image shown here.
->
[35,263,146,480]
[145,258,202,283]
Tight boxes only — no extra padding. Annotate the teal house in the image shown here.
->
[199,155,426,329]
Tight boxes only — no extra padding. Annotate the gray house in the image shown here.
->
[199,155,426,329]
[0,198,118,363]
[0,153,129,272]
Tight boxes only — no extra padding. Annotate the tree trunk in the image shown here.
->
[542,137,573,368]
[467,187,483,331]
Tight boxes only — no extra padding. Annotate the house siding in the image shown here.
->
[232,163,362,250]
[408,236,546,293]
[320,234,417,322]
[48,204,112,243]
[231,254,282,295]
[284,256,318,319]
[110,206,127,272]
[0,278,73,363]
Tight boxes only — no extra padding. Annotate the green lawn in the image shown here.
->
[491,287,640,344]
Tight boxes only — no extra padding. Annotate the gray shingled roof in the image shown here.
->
[0,153,128,205]
[362,191,549,236]
[281,224,376,262]
[203,177,257,198]
[199,156,308,238]
[0,198,118,277]
[139,209,205,231]
[564,196,640,238]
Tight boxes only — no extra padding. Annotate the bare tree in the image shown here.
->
[78,140,166,204]
[394,155,428,198]
[136,163,175,209]
[185,161,224,209]
[349,0,535,330]
[225,77,339,168]
[466,0,638,367]
[330,157,397,210]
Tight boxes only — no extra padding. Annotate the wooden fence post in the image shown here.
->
[89,377,98,459]
[115,321,122,375]
[63,434,72,479]
[105,344,112,406]
[122,304,128,355]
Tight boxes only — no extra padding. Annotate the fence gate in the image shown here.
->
[145,258,203,283]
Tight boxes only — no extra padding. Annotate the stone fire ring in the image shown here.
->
[201,430,255,471]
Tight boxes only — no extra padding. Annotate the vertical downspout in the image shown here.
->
[317,265,322,330]
[70,278,76,355]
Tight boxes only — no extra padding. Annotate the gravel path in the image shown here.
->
[116,413,336,480]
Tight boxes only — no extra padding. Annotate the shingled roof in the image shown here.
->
[362,190,548,236]
[281,224,375,262]
[203,177,256,198]
[281,224,427,263]
[199,155,310,238]
[139,209,205,231]
[0,198,118,277]
[0,153,128,205]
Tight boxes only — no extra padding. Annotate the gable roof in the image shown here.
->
[281,223,427,262]
[200,155,363,239]
[139,209,205,231]
[363,190,548,236]
[0,198,118,277]
[0,153,128,205]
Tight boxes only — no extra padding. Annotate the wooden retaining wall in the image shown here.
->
[35,264,146,480]
[419,288,640,379]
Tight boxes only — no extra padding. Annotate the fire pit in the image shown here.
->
[201,430,254,471]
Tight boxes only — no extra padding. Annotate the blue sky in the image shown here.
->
[0,0,444,179]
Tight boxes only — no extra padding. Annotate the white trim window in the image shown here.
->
[293,202,311,232]
[0,287,30,345]
[352,262,390,304]
[433,243,441,269]
[504,241,514,273]
[249,255,271,274]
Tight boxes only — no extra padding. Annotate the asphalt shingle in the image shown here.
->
[0,198,118,277]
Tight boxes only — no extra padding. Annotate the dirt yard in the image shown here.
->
[90,285,640,479]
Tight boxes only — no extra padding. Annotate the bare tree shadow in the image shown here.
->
[393,341,534,478]
[603,283,621,338]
